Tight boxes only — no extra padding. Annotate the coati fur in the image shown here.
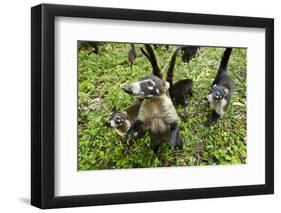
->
[166,47,193,119]
[108,102,141,139]
[128,44,137,65]
[181,46,199,63]
[204,48,233,126]
[123,75,183,152]
[108,44,165,137]
[79,41,99,54]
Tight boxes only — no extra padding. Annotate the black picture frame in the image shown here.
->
[31,3,274,209]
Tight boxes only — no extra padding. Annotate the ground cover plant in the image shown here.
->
[78,42,247,170]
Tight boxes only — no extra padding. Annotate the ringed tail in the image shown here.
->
[166,47,182,87]
[218,48,232,74]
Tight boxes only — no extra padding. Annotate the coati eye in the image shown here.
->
[147,81,154,87]
[147,81,154,90]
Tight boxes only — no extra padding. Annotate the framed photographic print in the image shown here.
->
[31,3,274,209]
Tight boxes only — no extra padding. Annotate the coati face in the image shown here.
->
[108,112,127,128]
[206,84,229,102]
[123,75,170,98]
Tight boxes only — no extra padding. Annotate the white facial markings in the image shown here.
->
[148,86,154,90]
[140,79,155,85]
[110,120,116,128]
[206,94,214,102]
[165,81,170,90]
[130,82,141,94]
[224,88,229,95]
[156,88,160,94]
[148,79,156,86]
[146,94,154,98]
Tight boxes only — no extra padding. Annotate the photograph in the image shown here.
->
[30,3,274,209]
[77,42,247,170]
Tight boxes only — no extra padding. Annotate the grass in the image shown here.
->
[78,42,247,170]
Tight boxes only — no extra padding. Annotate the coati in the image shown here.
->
[108,44,162,136]
[79,41,99,54]
[123,74,183,152]
[181,46,199,63]
[128,44,137,65]
[166,47,193,119]
[204,48,233,126]
[108,102,141,139]
[142,45,193,119]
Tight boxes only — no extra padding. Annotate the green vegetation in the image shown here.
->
[78,42,247,170]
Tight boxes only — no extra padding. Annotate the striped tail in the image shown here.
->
[166,47,182,87]
[218,48,232,75]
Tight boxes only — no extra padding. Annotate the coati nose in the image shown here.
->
[122,83,141,95]
[122,85,132,94]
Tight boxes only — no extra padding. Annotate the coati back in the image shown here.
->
[123,75,183,152]
[205,48,233,126]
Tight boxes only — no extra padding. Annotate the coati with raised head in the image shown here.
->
[108,102,141,139]
[123,74,183,153]
[108,44,163,136]
[142,45,193,119]
[204,48,233,126]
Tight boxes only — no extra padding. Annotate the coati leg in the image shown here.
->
[128,44,137,65]
[204,110,220,127]
[188,88,193,97]
[150,132,162,153]
[125,119,145,145]
[178,96,188,121]
[170,122,183,149]
[182,88,193,119]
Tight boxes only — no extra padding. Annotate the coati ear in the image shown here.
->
[165,81,170,90]
[224,88,229,95]
[213,84,217,89]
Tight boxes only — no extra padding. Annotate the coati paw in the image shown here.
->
[125,132,138,145]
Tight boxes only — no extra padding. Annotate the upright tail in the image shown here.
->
[218,48,232,75]
[140,44,162,78]
[166,47,182,87]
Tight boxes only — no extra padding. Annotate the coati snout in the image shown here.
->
[123,75,170,98]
